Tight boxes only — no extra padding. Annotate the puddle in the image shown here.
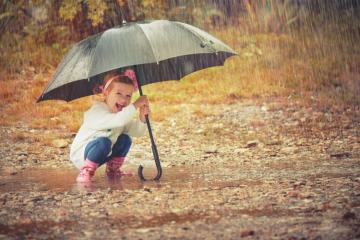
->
[0,164,262,193]
[0,165,197,192]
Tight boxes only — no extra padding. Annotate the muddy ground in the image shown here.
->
[0,98,359,239]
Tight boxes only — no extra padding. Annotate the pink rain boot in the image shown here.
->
[76,159,98,183]
[106,157,134,178]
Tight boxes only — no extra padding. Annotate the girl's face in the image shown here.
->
[104,82,134,113]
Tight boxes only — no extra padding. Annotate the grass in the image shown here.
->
[0,17,359,136]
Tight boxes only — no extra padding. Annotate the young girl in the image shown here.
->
[70,69,149,183]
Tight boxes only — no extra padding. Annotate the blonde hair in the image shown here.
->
[103,71,133,92]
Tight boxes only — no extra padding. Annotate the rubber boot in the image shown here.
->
[76,159,98,183]
[106,157,133,178]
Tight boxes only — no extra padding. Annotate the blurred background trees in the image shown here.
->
[0,0,359,107]
[2,0,358,43]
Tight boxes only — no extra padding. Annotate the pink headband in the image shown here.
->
[103,69,138,92]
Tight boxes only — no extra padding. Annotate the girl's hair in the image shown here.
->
[92,70,135,94]
[103,72,133,91]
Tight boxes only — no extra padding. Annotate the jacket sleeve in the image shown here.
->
[83,103,137,130]
[123,119,147,137]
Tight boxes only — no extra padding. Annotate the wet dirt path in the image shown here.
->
[0,98,359,239]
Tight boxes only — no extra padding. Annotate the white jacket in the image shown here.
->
[70,101,146,169]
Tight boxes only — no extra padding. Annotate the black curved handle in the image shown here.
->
[138,162,162,181]
[138,121,162,181]
[138,165,162,181]
[136,73,162,181]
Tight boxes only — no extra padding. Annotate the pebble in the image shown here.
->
[343,211,356,220]
[51,139,69,148]
[136,228,152,233]
[245,140,259,148]
[281,147,298,154]
[240,230,255,237]
[204,147,218,154]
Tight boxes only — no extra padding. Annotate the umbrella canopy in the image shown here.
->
[38,19,237,102]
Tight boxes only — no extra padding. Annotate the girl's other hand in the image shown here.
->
[133,96,149,109]
[139,105,150,123]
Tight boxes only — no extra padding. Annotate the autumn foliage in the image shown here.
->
[0,1,359,131]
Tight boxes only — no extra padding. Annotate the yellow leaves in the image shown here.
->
[59,0,108,27]
[87,0,108,27]
[59,0,82,21]
[141,0,167,9]
[142,0,156,8]
[57,0,167,26]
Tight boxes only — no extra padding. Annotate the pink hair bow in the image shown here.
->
[122,69,138,91]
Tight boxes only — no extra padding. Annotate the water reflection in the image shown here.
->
[0,165,195,193]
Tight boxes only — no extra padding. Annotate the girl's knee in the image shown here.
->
[97,137,112,152]
[84,137,112,163]
[111,134,132,157]
[119,134,132,147]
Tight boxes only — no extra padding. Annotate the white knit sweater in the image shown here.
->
[70,101,146,169]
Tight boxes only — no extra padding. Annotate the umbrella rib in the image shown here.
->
[39,42,82,100]
[87,32,103,79]
[134,23,160,64]
[173,22,217,53]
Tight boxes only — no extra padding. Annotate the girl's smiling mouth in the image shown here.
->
[115,103,124,112]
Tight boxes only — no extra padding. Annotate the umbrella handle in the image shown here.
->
[138,115,163,181]
[136,81,162,181]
